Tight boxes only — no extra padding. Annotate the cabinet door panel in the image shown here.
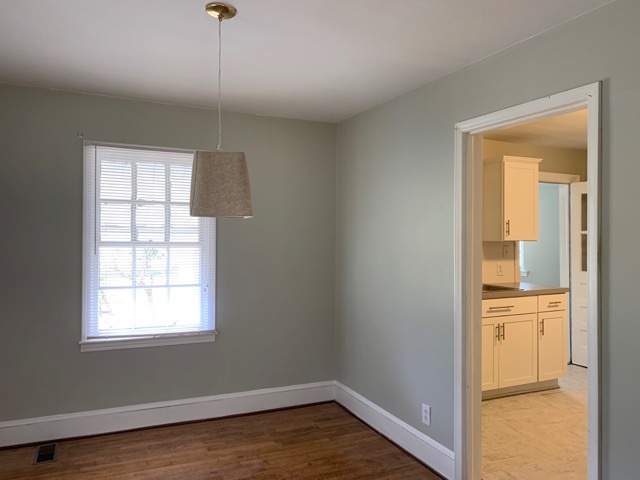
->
[498,314,538,388]
[503,162,539,240]
[482,321,500,391]
[538,311,568,381]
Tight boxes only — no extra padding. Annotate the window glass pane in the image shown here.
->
[135,247,167,287]
[170,205,199,242]
[100,161,131,200]
[100,203,131,241]
[137,163,166,202]
[99,247,133,287]
[169,247,201,285]
[135,287,170,329]
[168,287,203,328]
[581,233,588,272]
[131,287,202,331]
[581,193,588,231]
[136,204,165,241]
[170,164,191,203]
[98,288,135,332]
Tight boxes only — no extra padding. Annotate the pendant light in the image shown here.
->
[190,2,253,218]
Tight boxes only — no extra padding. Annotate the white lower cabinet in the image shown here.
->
[499,314,539,387]
[482,319,500,391]
[482,293,568,394]
[538,294,568,381]
[481,314,538,391]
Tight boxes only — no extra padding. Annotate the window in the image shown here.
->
[82,144,216,351]
[519,241,528,277]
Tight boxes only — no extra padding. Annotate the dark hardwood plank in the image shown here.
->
[0,403,442,479]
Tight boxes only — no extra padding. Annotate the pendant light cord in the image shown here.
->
[216,17,223,152]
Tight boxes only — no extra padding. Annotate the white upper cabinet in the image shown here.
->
[483,156,542,241]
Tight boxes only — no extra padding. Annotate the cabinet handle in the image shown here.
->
[506,220,510,237]
[548,301,561,306]
[501,323,506,341]
[495,325,500,341]
[489,305,514,311]
[540,319,545,336]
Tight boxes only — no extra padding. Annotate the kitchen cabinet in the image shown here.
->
[483,155,541,241]
[482,319,499,391]
[482,292,568,395]
[499,314,539,387]
[481,297,538,391]
[538,294,568,381]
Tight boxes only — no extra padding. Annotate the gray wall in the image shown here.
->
[336,1,639,477]
[522,184,562,286]
[0,85,336,420]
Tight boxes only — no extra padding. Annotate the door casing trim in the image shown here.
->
[453,83,601,480]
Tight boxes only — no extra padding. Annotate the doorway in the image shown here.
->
[483,174,587,477]
[453,83,600,480]
[523,173,586,368]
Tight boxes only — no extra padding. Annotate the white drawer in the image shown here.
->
[538,293,567,312]
[482,296,537,317]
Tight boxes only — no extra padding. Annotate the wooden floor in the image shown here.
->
[0,403,441,480]
[482,365,588,480]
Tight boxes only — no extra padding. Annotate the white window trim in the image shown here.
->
[518,241,530,278]
[81,142,217,352]
[79,331,217,352]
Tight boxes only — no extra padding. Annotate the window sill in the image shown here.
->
[80,331,217,352]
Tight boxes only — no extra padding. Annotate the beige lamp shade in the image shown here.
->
[190,151,253,217]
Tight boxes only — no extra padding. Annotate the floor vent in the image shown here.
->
[33,443,58,464]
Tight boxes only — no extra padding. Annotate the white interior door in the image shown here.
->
[570,182,588,367]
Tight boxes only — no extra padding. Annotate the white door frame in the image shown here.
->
[453,83,600,480]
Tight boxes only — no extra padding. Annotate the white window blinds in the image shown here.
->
[83,144,216,342]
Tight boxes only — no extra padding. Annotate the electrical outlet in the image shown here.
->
[421,403,431,426]
[497,264,504,276]
[502,244,510,258]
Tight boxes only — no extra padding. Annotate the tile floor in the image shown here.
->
[482,365,588,480]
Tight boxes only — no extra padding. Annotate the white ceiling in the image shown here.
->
[485,109,588,149]
[0,0,613,123]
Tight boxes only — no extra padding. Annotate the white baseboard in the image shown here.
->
[0,381,335,448]
[335,382,455,480]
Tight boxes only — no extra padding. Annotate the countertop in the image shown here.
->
[482,282,570,299]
